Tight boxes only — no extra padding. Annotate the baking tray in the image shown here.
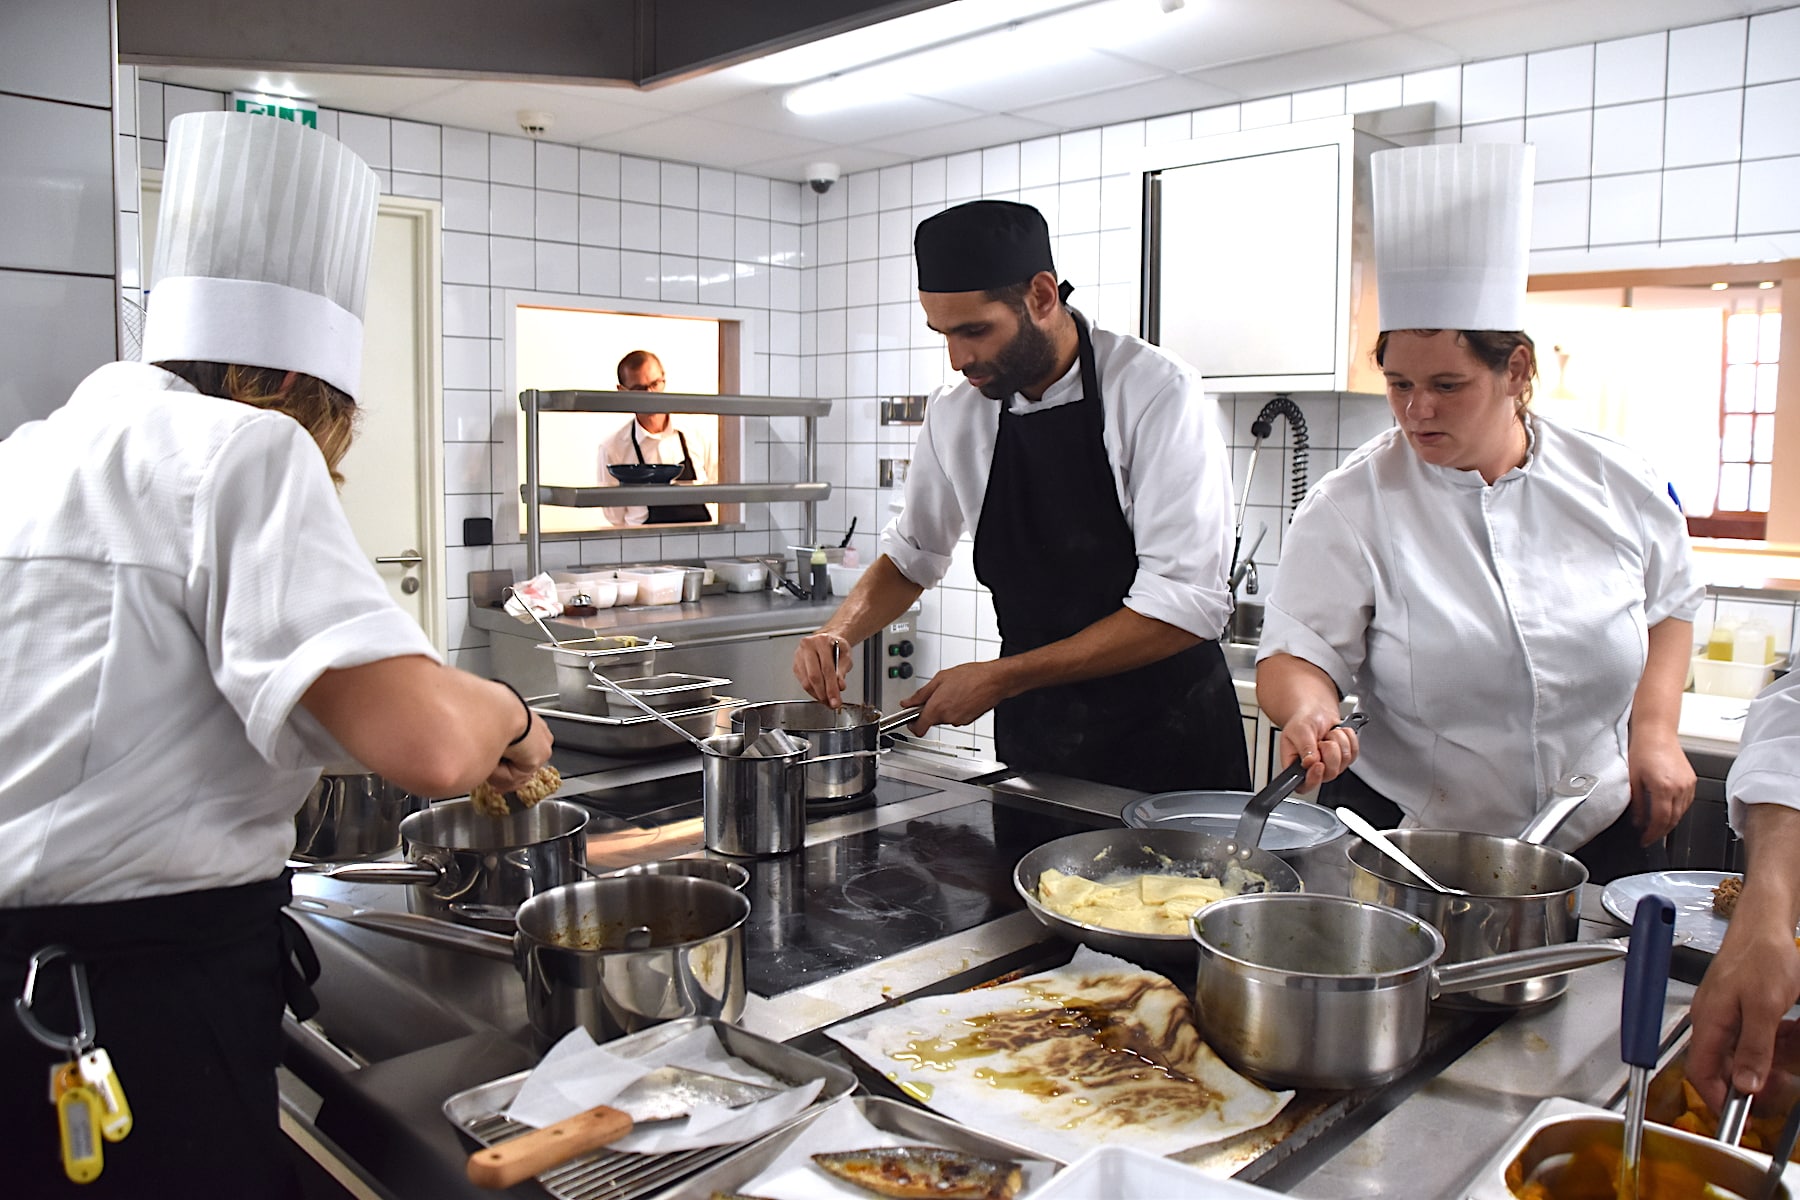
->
[538,636,670,713]
[532,696,737,756]
[655,1096,1060,1199]
[442,1017,856,1200]
[596,673,729,715]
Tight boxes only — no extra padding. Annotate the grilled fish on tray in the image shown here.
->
[812,1146,1024,1200]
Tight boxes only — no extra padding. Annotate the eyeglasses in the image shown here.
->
[621,377,666,392]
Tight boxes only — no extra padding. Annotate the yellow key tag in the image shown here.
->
[77,1048,131,1143]
[56,1078,105,1183]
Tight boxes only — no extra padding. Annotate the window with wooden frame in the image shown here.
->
[1702,303,1782,540]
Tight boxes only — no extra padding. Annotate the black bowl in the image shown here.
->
[607,463,682,485]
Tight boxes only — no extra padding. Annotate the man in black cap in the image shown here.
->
[794,200,1248,793]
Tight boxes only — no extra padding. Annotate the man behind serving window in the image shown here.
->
[597,350,715,526]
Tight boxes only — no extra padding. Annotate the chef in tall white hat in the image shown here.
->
[1255,143,1702,882]
[0,112,552,1196]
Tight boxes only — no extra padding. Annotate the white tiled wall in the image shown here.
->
[0,0,118,438]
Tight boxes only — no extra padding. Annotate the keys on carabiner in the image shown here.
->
[77,1047,131,1142]
[50,1062,105,1184]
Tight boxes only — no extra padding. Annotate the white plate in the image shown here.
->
[1600,870,1747,955]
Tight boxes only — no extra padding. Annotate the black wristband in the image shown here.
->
[500,680,534,746]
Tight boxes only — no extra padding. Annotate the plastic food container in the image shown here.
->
[826,562,867,594]
[705,559,769,592]
[618,568,684,606]
[1691,654,1776,698]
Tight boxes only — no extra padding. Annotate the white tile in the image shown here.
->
[337,112,391,170]
[698,211,734,260]
[536,191,579,243]
[391,120,440,175]
[1292,86,1346,122]
[1526,45,1594,116]
[771,181,802,223]
[694,167,731,214]
[1743,81,1800,159]
[444,441,492,495]
[389,171,441,201]
[1667,19,1747,96]
[490,236,535,288]
[579,197,620,247]
[944,151,981,201]
[579,246,621,295]
[698,257,735,305]
[0,0,110,107]
[1403,66,1462,128]
[536,242,577,293]
[619,250,659,300]
[1099,228,1136,285]
[1588,172,1661,245]
[771,220,800,269]
[160,85,224,138]
[1463,55,1526,124]
[621,201,660,253]
[1099,174,1137,230]
[762,264,788,310]
[910,158,946,207]
[817,218,847,266]
[0,95,112,275]
[1191,104,1240,138]
[137,79,163,137]
[0,269,114,431]
[660,162,698,208]
[1346,76,1403,114]
[729,172,767,218]
[1059,178,1101,233]
[443,128,489,180]
[839,170,873,217]
[535,142,578,193]
[490,183,536,238]
[1059,128,1103,181]
[661,207,698,256]
[1665,90,1741,167]
[1525,110,1592,181]
[1056,231,1099,291]
[848,213,879,262]
[874,208,908,261]
[1747,6,1800,85]
[621,156,660,203]
[1739,155,1800,234]
[489,134,534,186]
[443,231,489,285]
[1590,101,1664,176]
[816,262,846,309]
[1101,120,1145,174]
[1240,95,1292,129]
[442,336,491,391]
[1020,136,1060,189]
[443,389,491,441]
[579,148,621,197]
[1596,32,1668,106]
[1661,163,1740,240]
[313,111,338,141]
[1530,179,1589,250]
[982,144,1021,194]
[1461,118,1524,145]
[1144,112,1191,145]
[1020,183,1059,233]
[659,254,698,303]
[442,284,488,338]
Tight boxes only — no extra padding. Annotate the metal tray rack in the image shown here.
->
[441,1018,856,1200]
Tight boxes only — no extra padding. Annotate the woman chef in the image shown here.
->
[0,113,552,1197]
[794,200,1248,793]
[1255,144,1702,883]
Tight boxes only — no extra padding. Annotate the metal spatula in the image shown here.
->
[466,1066,779,1189]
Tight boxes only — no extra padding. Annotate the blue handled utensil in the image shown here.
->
[1619,893,1676,1200]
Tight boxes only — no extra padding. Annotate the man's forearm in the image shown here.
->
[1739,802,1800,934]
[990,607,1199,696]
[817,555,925,645]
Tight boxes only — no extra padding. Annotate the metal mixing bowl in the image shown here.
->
[1012,827,1303,966]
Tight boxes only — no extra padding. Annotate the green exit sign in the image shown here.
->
[231,92,318,128]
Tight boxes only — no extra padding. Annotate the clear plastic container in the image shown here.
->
[616,568,683,605]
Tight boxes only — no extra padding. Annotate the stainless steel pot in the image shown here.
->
[586,857,750,891]
[701,733,879,857]
[292,875,748,1045]
[1344,774,1599,1008]
[297,799,589,925]
[292,772,427,862]
[1191,893,1627,1090]
[728,701,920,802]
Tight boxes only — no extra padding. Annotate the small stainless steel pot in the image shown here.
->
[1191,893,1627,1090]
[292,772,427,863]
[728,701,919,803]
[701,734,879,857]
[297,799,589,925]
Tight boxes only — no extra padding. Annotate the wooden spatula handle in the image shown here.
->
[466,1105,634,1189]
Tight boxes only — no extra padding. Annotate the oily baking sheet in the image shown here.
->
[825,946,1292,1164]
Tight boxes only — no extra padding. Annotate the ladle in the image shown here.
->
[588,667,712,753]
[507,586,567,648]
[1335,806,1471,897]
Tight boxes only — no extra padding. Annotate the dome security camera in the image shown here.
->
[805,161,841,194]
[517,110,555,137]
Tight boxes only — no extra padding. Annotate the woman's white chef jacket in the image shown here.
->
[596,419,718,526]
[0,362,437,907]
[1258,413,1703,849]
[1728,670,1800,831]
[877,324,1235,642]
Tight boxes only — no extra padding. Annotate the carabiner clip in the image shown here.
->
[13,944,94,1058]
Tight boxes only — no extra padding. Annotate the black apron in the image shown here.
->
[1,873,319,1198]
[972,311,1249,794]
[633,427,710,525]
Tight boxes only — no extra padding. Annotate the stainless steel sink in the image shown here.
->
[1223,640,1259,677]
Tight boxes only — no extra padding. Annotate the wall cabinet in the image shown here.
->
[1140,115,1390,394]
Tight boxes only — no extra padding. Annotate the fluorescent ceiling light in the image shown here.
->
[742,0,1089,86]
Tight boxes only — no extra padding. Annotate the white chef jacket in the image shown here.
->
[1728,670,1800,831]
[596,418,717,526]
[877,324,1235,641]
[0,362,438,907]
[1258,414,1702,849]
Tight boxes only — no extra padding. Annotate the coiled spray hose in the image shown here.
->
[1250,395,1309,519]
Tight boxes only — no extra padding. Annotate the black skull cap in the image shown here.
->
[914,199,1057,293]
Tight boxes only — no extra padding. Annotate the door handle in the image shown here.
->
[375,550,424,566]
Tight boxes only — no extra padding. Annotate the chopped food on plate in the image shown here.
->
[469,764,561,817]
[1710,874,1743,918]
[1036,866,1232,935]
[812,1146,1023,1200]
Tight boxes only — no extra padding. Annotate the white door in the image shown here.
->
[141,182,446,651]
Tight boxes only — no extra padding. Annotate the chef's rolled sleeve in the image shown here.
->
[1636,487,1705,626]
[1256,492,1371,694]
[876,410,964,590]
[1727,672,1800,832]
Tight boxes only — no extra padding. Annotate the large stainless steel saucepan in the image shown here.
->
[1345,773,1600,1008]
[291,874,748,1046]
[1191,892,1628,1090]
[293,799,589,926]
[292,771,428,863]
[728,701,920,803]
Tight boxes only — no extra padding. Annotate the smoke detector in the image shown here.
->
[517,110,555,137]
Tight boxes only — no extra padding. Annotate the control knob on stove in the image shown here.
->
[888,662,914,680]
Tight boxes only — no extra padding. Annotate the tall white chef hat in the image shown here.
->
[143,111,380,398]
[1373,143,1535,333]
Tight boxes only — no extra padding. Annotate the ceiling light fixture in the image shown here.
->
[1759,281,1776,289]
[1710,282,1730,290]
[747,0,1087,86]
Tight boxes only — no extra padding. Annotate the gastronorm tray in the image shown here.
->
[595,672,729,715]
[442,1017,856,1200]
[655,1096,1059,1199]
[531,695,737,755]
[538,636,670,713]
